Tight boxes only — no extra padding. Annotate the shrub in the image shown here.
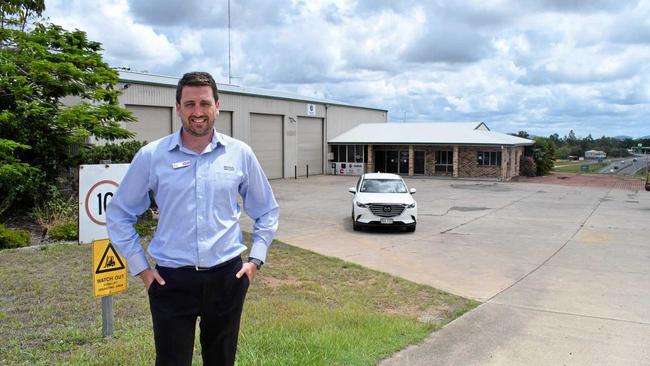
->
[0,139,47,217]
[31,187,78,230]
[135,212,158,239]
[48,222,78,241]
[0,224,31,249]
[520,156,537,177]
[533,137,556,176]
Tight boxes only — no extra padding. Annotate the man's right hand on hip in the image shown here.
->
[139,268,166,289]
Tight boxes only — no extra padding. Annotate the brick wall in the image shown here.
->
[457,146,501,178]
[361,144,525,180]
[418,146,454,176]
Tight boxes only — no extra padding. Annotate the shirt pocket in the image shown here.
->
[209,172,242,205]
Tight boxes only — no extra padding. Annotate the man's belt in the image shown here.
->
[178,256,240,271]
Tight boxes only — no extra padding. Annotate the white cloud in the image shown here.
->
[45,0,180,69]
[42,0,650,138]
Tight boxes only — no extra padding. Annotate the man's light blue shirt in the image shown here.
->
[106,129,279,276]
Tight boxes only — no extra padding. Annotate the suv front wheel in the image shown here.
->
[352,207,361,231]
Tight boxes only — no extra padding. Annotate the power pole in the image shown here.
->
[228,0,232,84]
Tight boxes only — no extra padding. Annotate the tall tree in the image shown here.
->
[0,0,134,215]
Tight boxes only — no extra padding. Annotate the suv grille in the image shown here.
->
[369,204,405,217]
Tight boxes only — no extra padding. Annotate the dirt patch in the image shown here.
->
[262,275,301,288]
[380,302,452,325]
[512,173,645,191]
[2,215,48,246]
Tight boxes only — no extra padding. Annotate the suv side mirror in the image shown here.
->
[349,187,357,194]
[410,188,416,194]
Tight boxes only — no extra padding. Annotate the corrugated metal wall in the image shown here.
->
[297,117,323,176]
[116,80,386,178]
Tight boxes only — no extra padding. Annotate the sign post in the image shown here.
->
[79,164,130,337]
[92,238,128,336]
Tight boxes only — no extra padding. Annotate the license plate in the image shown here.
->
[380,218,393,224]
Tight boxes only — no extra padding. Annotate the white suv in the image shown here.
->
[349,173,417,232]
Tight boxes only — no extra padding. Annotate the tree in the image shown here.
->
[533,137,556,176]
[0,0,134,215]
[0,0,44,31]
[566,129,578,144]
[515,131,530,139]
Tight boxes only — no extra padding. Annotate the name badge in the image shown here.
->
[172,160,191,169]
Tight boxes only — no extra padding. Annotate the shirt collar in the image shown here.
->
[167,128,228,152]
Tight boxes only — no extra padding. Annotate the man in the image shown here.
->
[107,71,279,366]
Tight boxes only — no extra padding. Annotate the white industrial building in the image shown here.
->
[116,71,387,179]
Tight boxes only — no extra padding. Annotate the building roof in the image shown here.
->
[117,70,386,112]
[329,122,535,146]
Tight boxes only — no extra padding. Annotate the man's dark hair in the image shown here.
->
[176,71,219,103]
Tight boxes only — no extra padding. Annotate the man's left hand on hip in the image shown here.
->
[236,262,258,281]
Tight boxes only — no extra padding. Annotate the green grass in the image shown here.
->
[634,169,649,178]
[0,238,478,365]
[553,162,605,173]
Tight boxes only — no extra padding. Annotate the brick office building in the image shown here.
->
[328,122,534,181]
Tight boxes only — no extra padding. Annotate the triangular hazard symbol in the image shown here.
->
[95,242,126,274]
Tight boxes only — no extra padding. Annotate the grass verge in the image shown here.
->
[0,238,478,365]
[553,162,605,173]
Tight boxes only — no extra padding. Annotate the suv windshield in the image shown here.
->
[360,179,407,193]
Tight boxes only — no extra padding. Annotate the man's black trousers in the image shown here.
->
[147,257,250,366]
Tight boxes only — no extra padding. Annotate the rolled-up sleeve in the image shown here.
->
[106,150,153,276]
[239,149,279,263]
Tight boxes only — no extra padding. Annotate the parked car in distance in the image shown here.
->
[348,172,417,232]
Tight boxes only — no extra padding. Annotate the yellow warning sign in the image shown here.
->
[92,239,127,298]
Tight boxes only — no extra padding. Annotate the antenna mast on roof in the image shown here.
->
[228,0,232,85]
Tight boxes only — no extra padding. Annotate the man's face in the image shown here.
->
[176,85,219,138]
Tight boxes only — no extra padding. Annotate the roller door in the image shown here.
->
[297,117,323,176]
[126,105,173,143]
[216,111,232,136]
[250,114,283,179]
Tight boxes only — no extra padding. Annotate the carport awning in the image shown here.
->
[329,122,534,146]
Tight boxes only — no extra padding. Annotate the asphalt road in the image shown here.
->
[599,154,650,175]
[243,175,650,365]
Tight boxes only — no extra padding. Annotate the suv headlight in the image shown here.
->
[405,202,416,209]
[356,201,368,208]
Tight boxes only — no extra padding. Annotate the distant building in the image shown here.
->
[328,122,534,181]
[584,150,607,159]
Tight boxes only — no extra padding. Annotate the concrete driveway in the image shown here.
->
[245,175,650,365]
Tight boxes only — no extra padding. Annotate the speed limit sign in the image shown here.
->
[78,164,130,244]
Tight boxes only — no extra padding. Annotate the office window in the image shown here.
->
[347,145,355,163]
[339,145,347,162]
[435,150,453,173]
[477,151,502,166]
[355,145,364,162]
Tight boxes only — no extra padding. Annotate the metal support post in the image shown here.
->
[102,296,114,337]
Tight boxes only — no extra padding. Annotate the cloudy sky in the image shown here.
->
[44,0,650,138]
